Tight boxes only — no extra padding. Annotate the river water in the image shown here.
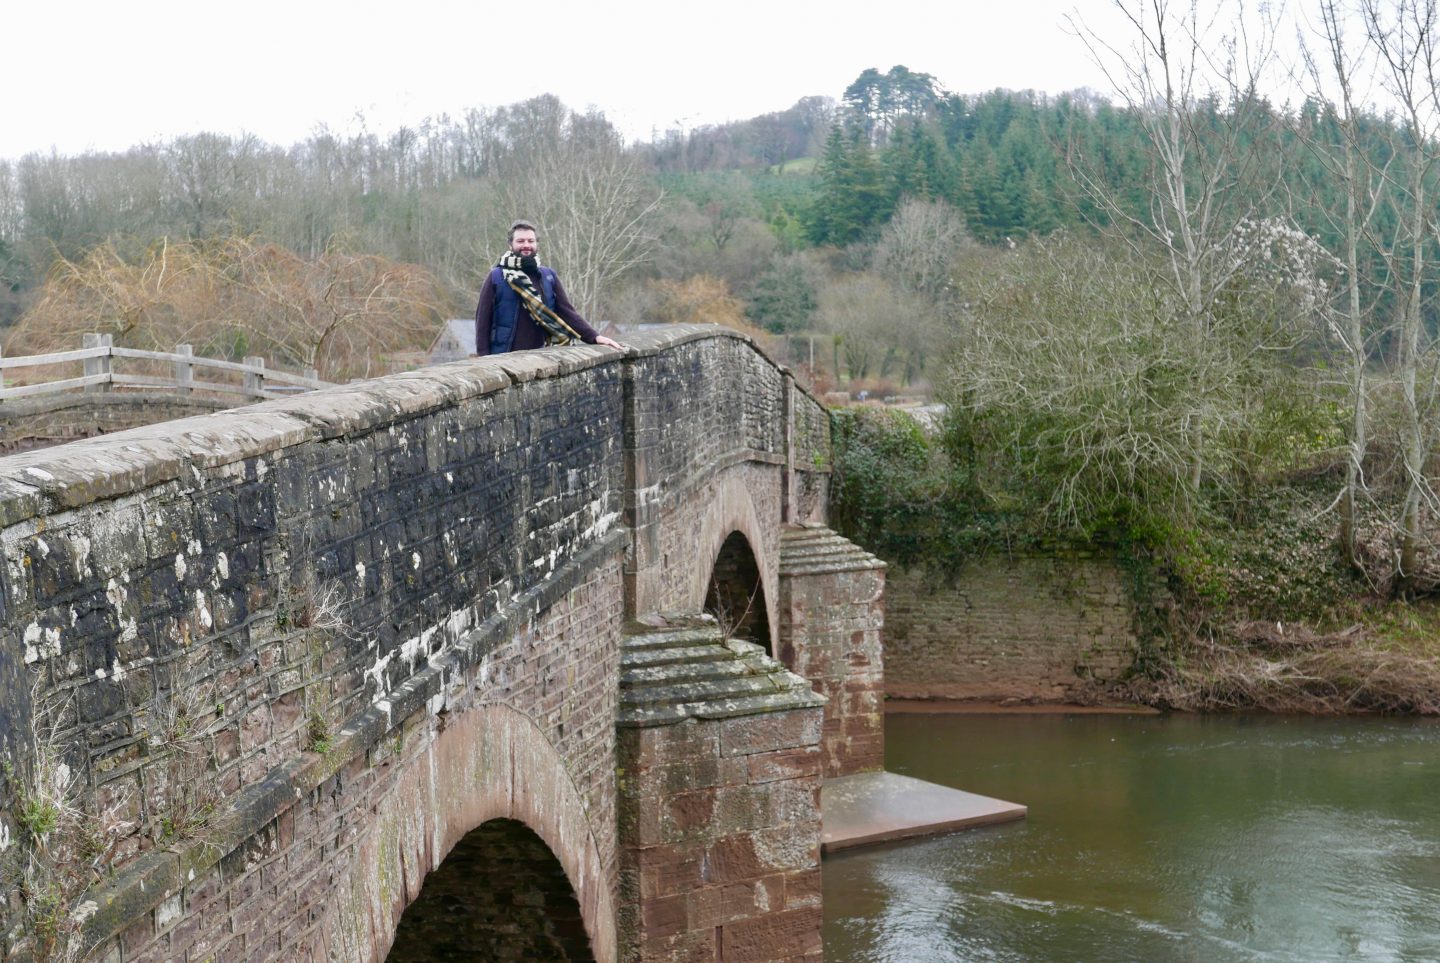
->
[823,711,1440,962]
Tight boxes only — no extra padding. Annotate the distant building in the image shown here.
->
[429,320,476,364]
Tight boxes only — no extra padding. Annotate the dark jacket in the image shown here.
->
[474,265,600,355]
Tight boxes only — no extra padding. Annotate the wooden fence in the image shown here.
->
[0,334,331,402]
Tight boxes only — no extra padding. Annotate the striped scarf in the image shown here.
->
[497,253,581,346]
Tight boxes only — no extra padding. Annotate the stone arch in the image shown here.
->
[386,817,593,961]
[340,702,617,963]
[705,530,772,655]
[684,466,781,649]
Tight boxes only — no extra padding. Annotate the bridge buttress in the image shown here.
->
[616,614,826,963]
[776,526,888,779]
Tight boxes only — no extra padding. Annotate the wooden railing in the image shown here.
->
[0,334,331,402]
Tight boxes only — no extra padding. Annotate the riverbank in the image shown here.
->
[881,620,1440,717]
[1121,627,1440,715]
[885,699,1160,715]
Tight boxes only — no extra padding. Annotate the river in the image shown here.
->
[823,711,1440,962]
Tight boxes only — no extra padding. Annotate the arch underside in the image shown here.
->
[706,529,772,654]
[386,817,593,962]
[676,463,782,648]
[328,702,617,963]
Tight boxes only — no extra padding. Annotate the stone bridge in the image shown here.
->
[0,327,887,962]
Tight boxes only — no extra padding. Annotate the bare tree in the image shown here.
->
[497,108,661,319]
[7,236,445,381]
[1070,0,1287,491]
[818,272,940,386]
[1297,0,1392,569]
[873,197,971,299]
[1356,0,1440,589]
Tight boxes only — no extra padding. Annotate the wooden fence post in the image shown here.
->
[174,344,194,395]
[83,333,113,393]
[243,356,266,397]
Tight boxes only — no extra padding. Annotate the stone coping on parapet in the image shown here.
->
[821,771,1026,853]
[0,327,822,523]
[0,390,235,418]
[618,613,826,727]
[623,324,827,414]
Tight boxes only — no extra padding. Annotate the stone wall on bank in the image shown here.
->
[883,554,1138,703]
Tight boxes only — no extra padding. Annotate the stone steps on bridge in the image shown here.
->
[619,614,824,727]
[779,524,885,577]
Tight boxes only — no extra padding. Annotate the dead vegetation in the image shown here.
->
[5,236,447,382]
[1125,615,1440,715]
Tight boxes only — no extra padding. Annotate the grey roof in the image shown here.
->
[430,319,476,361]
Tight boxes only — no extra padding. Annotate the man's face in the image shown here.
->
[510,229,538,256]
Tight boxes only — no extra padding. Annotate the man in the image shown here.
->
[474,220,621,355]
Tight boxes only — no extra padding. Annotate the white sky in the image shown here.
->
[3,1,1139,160]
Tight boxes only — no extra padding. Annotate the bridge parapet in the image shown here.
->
[620,327,828,632]
[0,325,837,962]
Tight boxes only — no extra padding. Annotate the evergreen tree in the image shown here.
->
[805,125,888,246]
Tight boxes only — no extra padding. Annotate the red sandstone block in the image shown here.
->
[184,866,225,910]
[213,934,249,963]
[652,755,747,794]
[665,788,717,834]
[230,886,275,932]
[239,705,273,753]
[843,731,885,759]
[640,929,717,963]
[639,844,707,899]
[825,736,884,778]
[215,727,241,765]
[689,875,784,929]
[277,808,295,851]
[719,906,823,962]
[706,833,764,882]
[168,915,204,959]
[719,710,821,758]
[119,914,155,957]
[641,893,690,940]
[227,866,263,907]
[245,930,282,961]
[783,867,823,909]
[840,714,883,737]
[712,782,821,836]
[638,720,720,766]
[708,828,817,879]
[185,923,228,963]
[746,746,821,785]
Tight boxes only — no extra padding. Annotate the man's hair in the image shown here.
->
[508,219,538,242]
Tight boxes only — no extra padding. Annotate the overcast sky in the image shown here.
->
[3,1,1144,160]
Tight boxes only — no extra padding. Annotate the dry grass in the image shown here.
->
[1128,617,1440,714]
[2,689,132,962]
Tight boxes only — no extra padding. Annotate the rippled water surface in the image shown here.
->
[823,712,1440,962]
